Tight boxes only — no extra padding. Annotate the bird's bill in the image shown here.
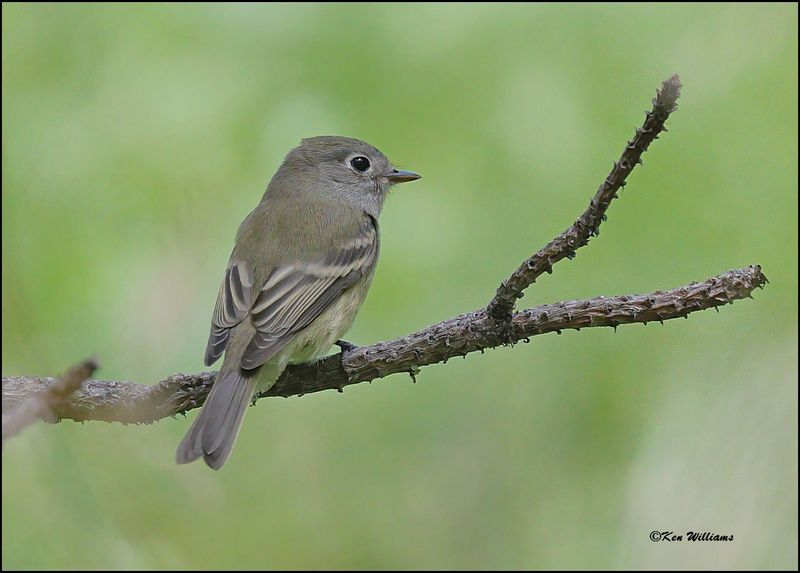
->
[387,169,421,183]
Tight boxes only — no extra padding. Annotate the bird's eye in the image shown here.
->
[350,156,370,172]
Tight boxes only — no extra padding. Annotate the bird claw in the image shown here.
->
[335,339,359,356]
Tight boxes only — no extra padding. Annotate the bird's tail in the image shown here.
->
[175,368,256,470]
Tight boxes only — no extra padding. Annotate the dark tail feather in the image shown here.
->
[175,369,256,470]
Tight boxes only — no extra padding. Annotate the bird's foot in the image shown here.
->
[335,339,359,357]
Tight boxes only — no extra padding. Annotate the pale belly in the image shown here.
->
[284,276,372,365]
[223,274,374,394]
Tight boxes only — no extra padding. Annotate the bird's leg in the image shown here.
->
[335,339,359,357]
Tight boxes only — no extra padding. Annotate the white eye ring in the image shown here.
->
[347,154,371,173]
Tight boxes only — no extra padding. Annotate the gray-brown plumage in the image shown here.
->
[176,136,420,469]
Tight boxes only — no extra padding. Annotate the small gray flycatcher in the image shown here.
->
[176,136,420,469]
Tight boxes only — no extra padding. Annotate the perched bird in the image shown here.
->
[176,136,420,469]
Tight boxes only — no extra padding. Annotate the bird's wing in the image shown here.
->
[239,217,378,371]
[204,262,254,366]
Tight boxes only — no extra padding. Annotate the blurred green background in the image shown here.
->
[2,3,797,570]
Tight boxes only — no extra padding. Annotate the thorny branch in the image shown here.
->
[0,266,768,425]
[1,75,767,430]
[487,74,682,321]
